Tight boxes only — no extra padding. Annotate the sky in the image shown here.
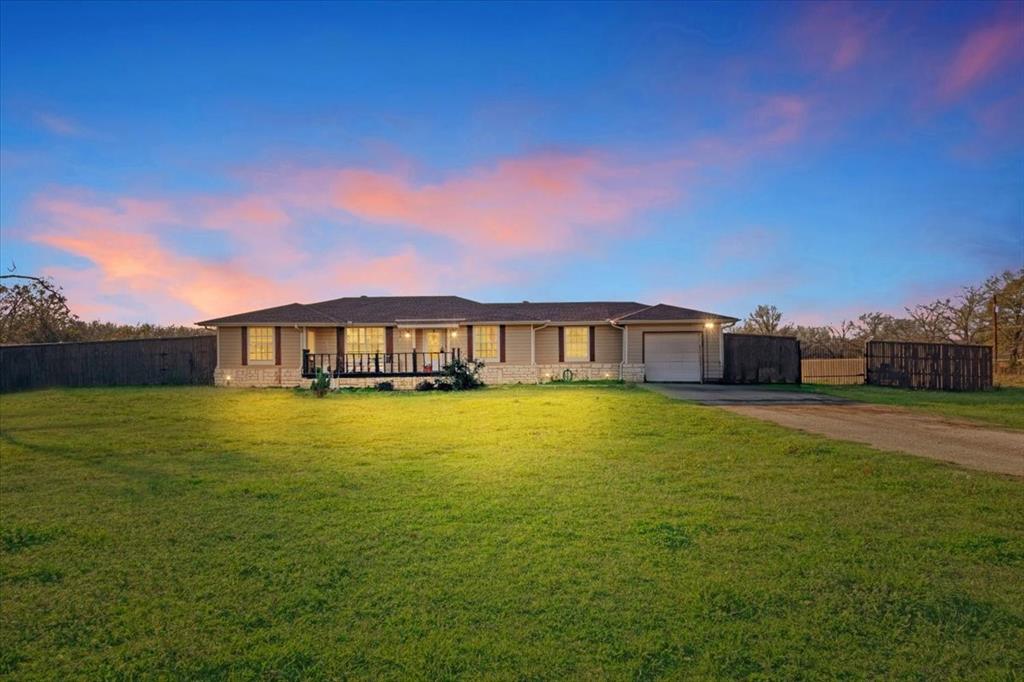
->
[1,1,1022,326]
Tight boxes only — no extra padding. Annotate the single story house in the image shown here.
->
[197,296,739,388]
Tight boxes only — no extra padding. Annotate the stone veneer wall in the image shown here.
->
[214,367,304,388]
[215,363,645,388]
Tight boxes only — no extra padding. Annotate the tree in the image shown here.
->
[0,271,81,344]
[986,269,1024,369]
[905,299,951,343]
[740,304,786,335]
[943,285,988,344]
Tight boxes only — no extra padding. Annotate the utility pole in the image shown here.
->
[992,294,999,382]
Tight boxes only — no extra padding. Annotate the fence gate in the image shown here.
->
[799,338,864,385]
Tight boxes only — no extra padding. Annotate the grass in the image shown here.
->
[1,385,1022,679]
[764,383,1024,430]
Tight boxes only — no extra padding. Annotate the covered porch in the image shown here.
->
[301,349,461,378]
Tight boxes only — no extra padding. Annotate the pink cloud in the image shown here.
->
[788,2,884,73]
[34,112,89,137]
[26,186,521,323]
[940,17,1024,100]
[202,195,291,230]
[321,152,682,250]
[688,94,811,167]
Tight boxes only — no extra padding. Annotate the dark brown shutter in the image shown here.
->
[589,325,596,362]
[466,325,474,360]
[499,325,506,363]
[241,327,248,365]
[386,327,394,354]
[337,327,344,356]
[274,326,282,365]
[558,327,564,363]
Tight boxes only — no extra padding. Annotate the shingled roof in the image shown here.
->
[196,296,738,326]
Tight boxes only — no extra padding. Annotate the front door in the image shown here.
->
[422,329,446,371]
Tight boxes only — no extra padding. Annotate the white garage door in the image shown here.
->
[645,333,701,382]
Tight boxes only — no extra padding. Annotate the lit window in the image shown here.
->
[345,327,386,354]
[248,326,274,362]
[564,326,589,362]
[474,326,499,361]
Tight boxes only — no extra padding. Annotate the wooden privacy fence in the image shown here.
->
[0,335,217,393]
[801,358,864,385]
[865,340,992,391]
[723,334,801,384]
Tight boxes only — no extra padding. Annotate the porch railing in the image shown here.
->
[302,349,461,378]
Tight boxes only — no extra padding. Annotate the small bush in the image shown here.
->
[415,380,436,391]
[439,357,485,390]
[375,381,395,391]
[309,369,331,398]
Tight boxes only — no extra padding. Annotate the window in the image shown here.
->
[474,325,499,361]
[345,327,385,354]
[564,326,590,362]
[248,326,274,363]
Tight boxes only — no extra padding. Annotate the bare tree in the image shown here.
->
[740,304,785,335]
[943,285,988,344]
[905,300,951,343]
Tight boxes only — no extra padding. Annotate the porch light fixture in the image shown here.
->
[403,331,411,338]
[450,330,458,338]
[704,322,715,329]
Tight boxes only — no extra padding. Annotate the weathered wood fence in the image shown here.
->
[801,358,864,385]
[723,334,801,384]
[0,336,217,393]
[865,340,992,391]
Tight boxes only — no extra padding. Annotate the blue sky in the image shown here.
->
[1,1,1021,324]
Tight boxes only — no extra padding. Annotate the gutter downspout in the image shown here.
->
[608,318,626,381]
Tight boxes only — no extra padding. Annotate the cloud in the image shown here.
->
[322,153,682,250]
[790,2,879,73]
[939,17,1024,100]
[34,112,90,138]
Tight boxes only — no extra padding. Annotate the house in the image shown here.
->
[196,296,739,388]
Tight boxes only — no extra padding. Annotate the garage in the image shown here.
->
[644,332,702,382]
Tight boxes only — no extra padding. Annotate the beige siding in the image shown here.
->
[535,326,559,364]
[703,326,723,380]
[218,327,242,368]
[594,324,622,363]
[626,324,724,379]
[504,325,532,364]
[281,327,302,368]
[311,328,336,355]
[217,325,302,369]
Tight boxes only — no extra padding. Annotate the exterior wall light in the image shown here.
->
[450,330,458,338]
[704,322,715,329]
[404,331,411,338]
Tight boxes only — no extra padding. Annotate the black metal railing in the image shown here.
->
[302,349,461,378]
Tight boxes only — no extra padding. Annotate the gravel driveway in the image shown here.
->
[646,384,1024,477]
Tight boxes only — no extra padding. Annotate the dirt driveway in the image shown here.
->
[645,384,1024,477]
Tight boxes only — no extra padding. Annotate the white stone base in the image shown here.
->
[215,367,303,387]
[214,363,646,389]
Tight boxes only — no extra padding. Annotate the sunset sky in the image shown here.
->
[1,1,1021,325]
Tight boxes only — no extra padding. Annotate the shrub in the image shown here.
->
[438,357,485,390]
[415,380,436,391]
[375,381,395,391]
[310,368,331,398]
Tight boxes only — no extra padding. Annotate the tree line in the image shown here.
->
[732,268,1023,369]
[0,272,211,345]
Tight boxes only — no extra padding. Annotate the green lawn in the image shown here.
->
[1,386,1022,679]
[765,384,1024,430]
